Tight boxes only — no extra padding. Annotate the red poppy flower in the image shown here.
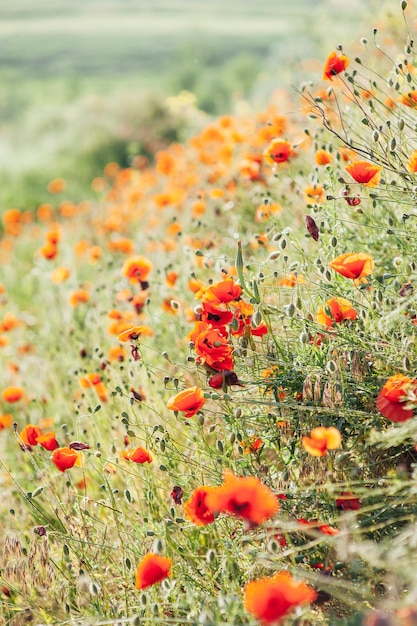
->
[317,297,357,327]
[206,470,279,525]
[121,446,152,464]
[263,139,295,165]
[302,427,341,457]
[20,424,43,447]
[189,323,234,371]
[184,486,216,526]
[376,374,417,422]
[135,553,172,590]
[323,51,350,80]
[201,278,242,304]
[2,386,24,403]
[36,431,59,451]
[345,161,381,187]
[244,571,317,625]
[51,447,80,472]
[329,252,374,280]
[166,386,206,418]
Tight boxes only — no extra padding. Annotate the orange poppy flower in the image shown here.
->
[51,447,80,472]
[244,571,317,625]
[121,446,152,464]
[20,424,43,446]
[303,184,325,204]
[36,431,59,451]
[315,149,332,166]
[189,323,234,371]
[407,150,417,173]
[117,325,154,343]
[302,426,341,457]
[206,471,279,525]
[399,90,417,108]
[317,297,357,327]
[2,386,24,403]
[0,413,12,430]
[166,386,206,418]
[184,486,216,526]
[135,553,172,590]
[69,289,90,307]
[345,161,381,187]
[201,278,242,305]
[121,255,153,284]
[263,139,295,165]
[329,252,374,280]
[323,51,350,80]
[0,312,20,333]
[376,374,417,422]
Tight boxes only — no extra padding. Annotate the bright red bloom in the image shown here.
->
[376,374,417,422]
[263,139,295,165]
[166,386,206,418]
[206,471,279,525]
[345,161,381,187]
[323,51,350,80]
[201,278,242,304]
[184,486,216,526]
[135,553,172,590]
[329,252,374,280]
[302,427,341,457]
[244,571,317,625]
[20,424,43,447]
[51,447,80,472]
[189,323,234,371]
[317,297,357,327]
[36,431,59,451]
[121,446,152,464]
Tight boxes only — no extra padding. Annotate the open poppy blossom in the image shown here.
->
[376,374,417,422]
[206,470,279,526]
[184,486,216,526]
[36,431,59,451]
[166,386,206,418]
[20,424,43,447]
[244,571,317,625]
[345,161,381,187]
[263,139,295,165]
[329,252,374,280]
[201,278,242,304]
[51,447,81,472]
[135,553,172,590]
[317,297,357,327]
[323,51,350,80]
[2,386,24,403]
[189,323,234,371]
[121,255,153,284]
[117,325,154,342]
[302,426,341,457]
[121,446,152,464]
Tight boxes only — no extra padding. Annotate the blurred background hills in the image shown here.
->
[0,0,374,207]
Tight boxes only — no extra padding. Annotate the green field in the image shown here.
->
[0,0,374,209]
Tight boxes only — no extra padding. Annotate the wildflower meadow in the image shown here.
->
[3,2,417,625]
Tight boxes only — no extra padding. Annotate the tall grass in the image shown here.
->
[1,2,417,625]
